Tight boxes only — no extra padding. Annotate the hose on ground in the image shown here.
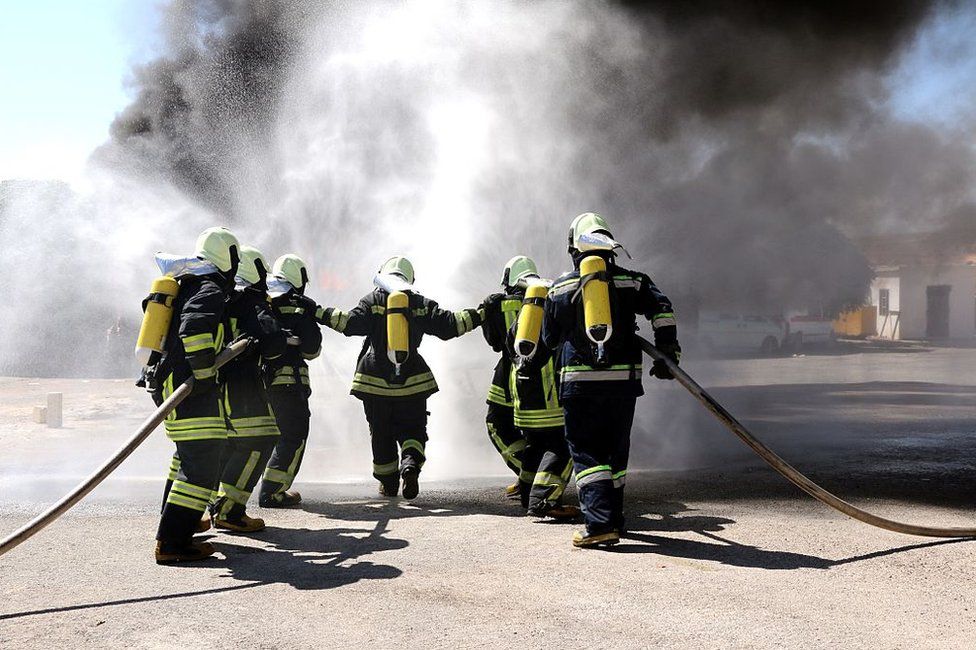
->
[638,336,976,538]
[0,339,252,557]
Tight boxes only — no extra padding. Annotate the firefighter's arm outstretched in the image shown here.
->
[419,297,484,340]
[314,294,374,337]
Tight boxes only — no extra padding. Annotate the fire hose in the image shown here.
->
[0,339,252,557]
[639,336,976,538]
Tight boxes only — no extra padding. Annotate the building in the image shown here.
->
[860,233,976,341]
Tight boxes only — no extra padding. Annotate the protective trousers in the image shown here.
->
[519,426,574,512]
[562,395,636,534]
[158,440,225,543]
[486,401,526,477]
[362,397,428,489]
[260,390,311,498]
[155,380,228,543]
[214,435,278,520]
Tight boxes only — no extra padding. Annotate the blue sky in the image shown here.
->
[0,2,973,183]
[0,0,159,181]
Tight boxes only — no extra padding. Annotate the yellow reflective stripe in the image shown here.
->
[192,366,216,380]
[231,416,278,427]
[411,307,428,317]
[353,372,434,388]
[286,440,306,477]
[541,361,560,411]
[182,333,214,352]
[372,461,399,476]
[519,469,537,483]
[351,380,437,397]
[217,482,250,506]
[165,417,226,429]
[166,492,209,512]
[237,451,262,490]
[279,306,305,315]
[172,480,213,500]
[371,305,386,315]
[533,471,567,488]
[454,310,473,335]
[263,468,292,485]
[167,456,181,481]
[576,464,611,480]
[401,439,425,457]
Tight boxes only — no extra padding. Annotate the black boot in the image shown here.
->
[401,466,420,500]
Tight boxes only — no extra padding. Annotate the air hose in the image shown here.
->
[0,339,252,557]
[639,336,976,538]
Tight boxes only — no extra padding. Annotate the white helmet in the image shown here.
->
[195,226,240,273]
[273,253,309,291]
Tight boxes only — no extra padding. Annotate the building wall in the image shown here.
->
[871,273,901,339]
[893,265,976,340]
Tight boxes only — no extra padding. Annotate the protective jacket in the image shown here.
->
[221,286,287,437]
[541,255,676,399]
[480,290,524,408]
[506,327,564,429]
[264,291,322,395]
[317,289,481,400]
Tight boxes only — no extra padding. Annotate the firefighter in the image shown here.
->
[506,282,579,520]
[478,256,536,498]
[211,246,287,531]
[315,256,483,500]
[541,213,680,548]
[152,226,240,564]
[258,254,323,508]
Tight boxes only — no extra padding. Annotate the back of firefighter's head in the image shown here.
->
[379,256,415,285]
[501,255,539,290]
[196,226,240,279]
[567,212,614,256]
[237,245,269,290]
[273,253,310,294]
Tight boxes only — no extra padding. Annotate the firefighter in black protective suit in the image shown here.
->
[152,226,241,564]
[315,256,483,500]
[505,281,579,520]
[211,245,287,532]
[258,254,323,508]
[541,213,680,548]
[478,256,535,498]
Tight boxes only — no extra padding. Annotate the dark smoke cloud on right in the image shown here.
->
[102,0,975,318]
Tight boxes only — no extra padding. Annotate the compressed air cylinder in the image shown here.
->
[386,291,410,374]
[514,284,548,363]
[134,276,180,365]
[580,256,612,361]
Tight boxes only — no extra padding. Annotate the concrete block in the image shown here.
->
[32,406,47,424]
[47,392,62,428]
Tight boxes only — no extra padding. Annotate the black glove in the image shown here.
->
[651,341,681,381]
[190,374,217,396]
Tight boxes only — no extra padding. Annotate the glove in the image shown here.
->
[190,374,217,396]
[651,340,681,381]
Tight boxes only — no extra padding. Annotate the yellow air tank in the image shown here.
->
[580,255,612,363]
[514,284,548,365]
[135,276,180,365]
[386,291,410,376]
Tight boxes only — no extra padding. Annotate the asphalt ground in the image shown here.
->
[2,345,975,648]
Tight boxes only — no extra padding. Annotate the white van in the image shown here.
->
[697,311,785,355]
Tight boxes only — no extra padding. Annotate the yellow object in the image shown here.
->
[580,256,612,361]
[135,276,180,365]
[514,284,548,363]
[833,306,878,338]
[386,291,410,374]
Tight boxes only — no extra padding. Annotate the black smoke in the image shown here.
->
[98,0,974,316]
